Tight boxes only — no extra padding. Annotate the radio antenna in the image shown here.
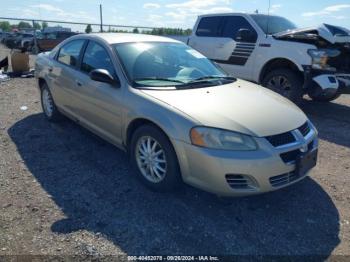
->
[266,0,271,38]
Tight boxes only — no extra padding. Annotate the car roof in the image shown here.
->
[199,12,250,18]
[81,33,181,45]
[198,13,281,18]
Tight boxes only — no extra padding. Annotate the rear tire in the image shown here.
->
[40,83,62,122]
[262,69,304,105]
[130,125,182,192]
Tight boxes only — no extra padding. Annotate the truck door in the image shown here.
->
[211,16,258,81]
[188,16,223,58]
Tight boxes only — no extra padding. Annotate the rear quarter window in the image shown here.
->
[196,16,222,37]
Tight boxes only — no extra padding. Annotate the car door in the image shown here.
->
[188,16,223,58]
[211,16,258,81]
[73,40,124,146]
[49,39,86,118]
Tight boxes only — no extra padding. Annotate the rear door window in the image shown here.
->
[57,39,85,67]
[196,16,223,37]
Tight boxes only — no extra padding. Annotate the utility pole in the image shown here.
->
[32,20,38,54]
[100,4,103,32]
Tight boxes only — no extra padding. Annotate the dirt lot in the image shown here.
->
[0,45,350,259]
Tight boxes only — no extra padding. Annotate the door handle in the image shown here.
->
[48,67,53,72]
[76,81,82,87]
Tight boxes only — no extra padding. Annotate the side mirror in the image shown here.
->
[235,28,255,42]
[89,69,119,86]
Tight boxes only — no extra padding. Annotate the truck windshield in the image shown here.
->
[113,42,232,88]
[251,15,297,35]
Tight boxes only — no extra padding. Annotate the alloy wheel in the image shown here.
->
[135,136,167,183]
[42,88,54,117]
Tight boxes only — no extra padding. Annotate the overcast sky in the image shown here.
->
[2,0,350,31]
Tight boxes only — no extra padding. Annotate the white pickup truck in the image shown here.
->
[172,13,350,104]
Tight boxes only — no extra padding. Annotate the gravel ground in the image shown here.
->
[0,45,349,259]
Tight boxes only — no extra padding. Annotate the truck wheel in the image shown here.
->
[308,90,341,102]
[130,125,182,192]
[262,69,303,104]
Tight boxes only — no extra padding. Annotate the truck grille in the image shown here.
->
[328,47,350,72]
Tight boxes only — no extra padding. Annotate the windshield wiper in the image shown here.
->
[134,77,186,84]
[188,75,236,83]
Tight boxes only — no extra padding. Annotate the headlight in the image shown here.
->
[190,127,258,151]
[308,49,329,70]
[307,49,340,70]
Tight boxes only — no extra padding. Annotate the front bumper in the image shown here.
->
[303,66,339,93]
[336,73,350,93]
[172,123,318,197]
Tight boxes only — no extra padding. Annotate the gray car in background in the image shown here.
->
[35,33,318,196]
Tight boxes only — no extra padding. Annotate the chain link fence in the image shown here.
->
[0,17,191,54]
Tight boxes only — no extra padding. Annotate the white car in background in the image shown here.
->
[172,13,350,104]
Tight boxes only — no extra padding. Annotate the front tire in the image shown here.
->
[130,125,182,192]
[262,69,303,104]
[40,83,62,122]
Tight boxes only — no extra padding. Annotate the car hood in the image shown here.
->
[274,24,350,44]
[141,80,307,137]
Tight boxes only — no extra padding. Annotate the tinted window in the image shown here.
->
[81,41,114,75]
[196,16,222,37]
[57,40,85,67]
[222,16,257,42]
[251,14,297,35]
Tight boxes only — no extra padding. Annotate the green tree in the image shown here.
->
[184,28,192,35]
[132,28,139,34]
[0,21,11,32]
[85,24,92,33]
[18,21,32,29]
[33,22,41,30]
[42,22,48,30]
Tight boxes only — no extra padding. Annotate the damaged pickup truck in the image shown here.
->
[176,13,350,103]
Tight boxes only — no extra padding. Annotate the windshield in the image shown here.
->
[113,42,231,88]
[251,15,297,35]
